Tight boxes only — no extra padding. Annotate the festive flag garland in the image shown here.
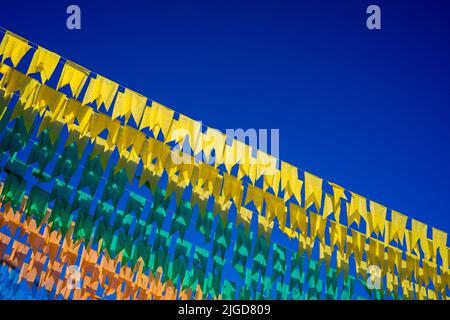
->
[0,28,449,300]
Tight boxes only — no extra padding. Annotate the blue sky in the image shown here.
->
[1,0,449,234]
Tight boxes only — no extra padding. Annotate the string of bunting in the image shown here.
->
[0,28,448,300]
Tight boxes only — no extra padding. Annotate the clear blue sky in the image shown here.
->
[1,0,449,234]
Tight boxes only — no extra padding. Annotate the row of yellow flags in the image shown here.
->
[0,30,449,280]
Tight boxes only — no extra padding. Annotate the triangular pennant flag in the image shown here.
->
[0,31,30,67]
[56,61,89,98]
[27,46,60,83]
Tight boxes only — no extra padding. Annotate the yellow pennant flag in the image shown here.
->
[139,101,174,139]
[264,191,286,228]
[112,88,146,123]
[348,192,368,227]
[115,152,139,183]
[304,172,323,212]
[83,75,118,111]
[281,161,297,199]
[406,252,419,282]
[223,141,241,173]
[34,85,66,116]
[0,63,13,88]
[170,114,202,153]
[116,125,137,156]
[105,119,121,150]
[138,139,153,170]
[176,162,195,188]
[389,210,408,244]
[323,193,334,220]
[319,242,333,270]
[263,168,281,196]
[330,182,347,223]
[5,69,33,97]
[280,162,302,204]
[350,230,366,270]
[154,141,171,175]
[256,150,278,177]
[289,203,307,236]
[432,228,448,266]
[131,131,146,159]
[238,153,257,185]
[244,184,264,214]
[0,32,30,67]
[368,201,387,237]
[194,163,220,197]
[236,207,253,233]
[330,221,347,253]
[257,214,274,243]
[76,105,93,137]
[57,61,89,98]
[89,112,111,141]
[411,219,428,256]
[222,173,243,210]
[309,212,326,244]
[27,46,60,83]
[60,98,81,129]
[201,128,226,165]
[20,79,41,110]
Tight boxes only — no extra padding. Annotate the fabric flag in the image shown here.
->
[83,75,118,111]
[348,192,368,227]
[411,219,428,256]
[330,221,347,253]
[289,203,307,236]
[61,98,82,130]
[244,184,264,214]
[304,172,323,212]
[389,210,408,245]
[238,146,258,184]
[201,128,226,165]
[139,101,174,139]
[432,228,448,266]
[4,69,35,98]
[222,173,243,210]
[57,61,89,98]
[264,191,286,228]
[19,78,41,110]
[169,114,202,153]
[256,150,278,177]
[112,88,146,122]
[323,193,334,220]
[34,85,67,116]
[27,46,60,83]
[263,168,281,196]
[280,161,302,204]
[350,230,366,271]
[329,182,347,223]
[0,32,30,67]
[368,201,387,237]
[309,212,327,244]
[89,112,111,141]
